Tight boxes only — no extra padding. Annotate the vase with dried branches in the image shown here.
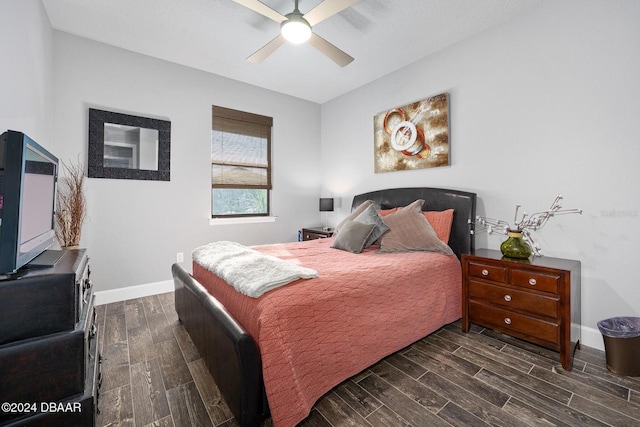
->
[475,194,582,258]
[55,160,86,248]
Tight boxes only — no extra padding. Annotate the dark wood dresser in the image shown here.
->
[0,249,100,426]
[301,227,333,241]
[462,249,581,370]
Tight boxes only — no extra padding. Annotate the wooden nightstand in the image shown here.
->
[301,227,333,241]
[462,249,581,370]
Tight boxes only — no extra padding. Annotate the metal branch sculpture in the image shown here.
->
[476,194,582,256]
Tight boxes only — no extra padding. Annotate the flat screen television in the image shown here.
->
[0,130,59,275]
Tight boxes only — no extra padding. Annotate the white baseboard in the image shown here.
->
[581,324,605,351]
[94,279,174,306]
[94,281,608,352]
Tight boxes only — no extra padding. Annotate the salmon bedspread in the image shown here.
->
[192,238,462,427]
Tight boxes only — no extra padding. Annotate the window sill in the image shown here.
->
[209,216,277,226]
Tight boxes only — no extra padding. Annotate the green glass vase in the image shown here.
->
[500,230,532,259]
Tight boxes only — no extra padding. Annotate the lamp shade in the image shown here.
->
[319,198,334,212]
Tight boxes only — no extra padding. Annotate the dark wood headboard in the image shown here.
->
[351,187,476,259]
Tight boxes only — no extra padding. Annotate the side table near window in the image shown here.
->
[462,248,581,370]
[301,227,334,241]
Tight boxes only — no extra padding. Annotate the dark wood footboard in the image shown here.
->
[172,263,267,426]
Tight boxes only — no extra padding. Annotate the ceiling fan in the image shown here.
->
[233,0,360,67]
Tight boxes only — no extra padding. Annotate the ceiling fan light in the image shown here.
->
[281,18,311,44]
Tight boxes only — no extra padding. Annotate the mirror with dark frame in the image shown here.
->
[88,108,171,180]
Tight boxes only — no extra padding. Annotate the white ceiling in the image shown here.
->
[42,0,544,104]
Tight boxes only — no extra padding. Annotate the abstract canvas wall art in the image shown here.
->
[374,93,449,173]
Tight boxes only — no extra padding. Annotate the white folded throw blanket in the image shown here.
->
[192,241,318,298]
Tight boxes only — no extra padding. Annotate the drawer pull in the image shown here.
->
[482,269,489,276]
[504,317,512,325]
[529,278,537,285]
[504,294,512,302]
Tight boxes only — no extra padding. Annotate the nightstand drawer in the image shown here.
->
[462,249,580,371]
[301,227,334,241]
[303,231,331,240]
[467,262,507,283]
[469,301,559,344]
[510,269,560,294]
[468,280,559,319]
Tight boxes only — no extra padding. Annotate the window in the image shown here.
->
[211,106,272,217]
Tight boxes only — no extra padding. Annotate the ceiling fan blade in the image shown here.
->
[303,0,360,27]
[247,34,287,63]
[233,0,287,23]
[307,33,353,67]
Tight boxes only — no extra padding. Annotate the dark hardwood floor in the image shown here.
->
[95,292,640,427]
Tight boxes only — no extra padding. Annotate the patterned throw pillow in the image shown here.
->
[422,209,454,243]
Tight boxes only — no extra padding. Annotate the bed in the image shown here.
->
[172,187,476,426]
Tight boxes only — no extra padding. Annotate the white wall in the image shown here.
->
[320,0,640,347]
[0,0,53,147]
[51,33,321,293]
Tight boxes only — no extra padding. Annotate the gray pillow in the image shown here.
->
[353,204,390,247]
[331,220,377,253]
[334,200,374,235]
[379,199,454,255]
